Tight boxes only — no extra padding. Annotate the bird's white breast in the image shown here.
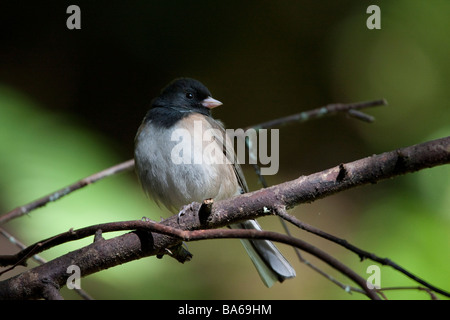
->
[134,113,240,213]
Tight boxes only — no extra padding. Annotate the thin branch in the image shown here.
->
[0,228,46,265]
[377,286,439,300]
[175,227,381,300]
[274,206,450,298]
[0,160,135,225]
[247,99,387,131]
[0,227,94,300]
[273,208,364,295]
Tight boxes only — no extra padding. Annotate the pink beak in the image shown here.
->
[202,96,223,109]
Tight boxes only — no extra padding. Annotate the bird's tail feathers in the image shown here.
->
[230,220,296,288]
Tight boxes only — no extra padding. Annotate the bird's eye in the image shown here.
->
[185,92,194,99]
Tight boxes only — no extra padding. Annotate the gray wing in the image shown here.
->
[205,117,248,194]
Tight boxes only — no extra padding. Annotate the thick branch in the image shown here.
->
[202,136,450,226]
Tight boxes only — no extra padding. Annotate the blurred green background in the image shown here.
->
[0,1,449,299]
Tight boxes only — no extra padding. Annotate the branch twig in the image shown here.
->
[0,160,135,225]
[248,99,387,130]
[274,207,450,298]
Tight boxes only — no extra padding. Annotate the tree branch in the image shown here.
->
[0,160,135,225]
[248,99,387,130]
[202,136,449,226]
[0,219,380,300]
[274,206,449,297]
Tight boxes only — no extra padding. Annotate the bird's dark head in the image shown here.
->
[153,78,222,114]
[144,78,222,128]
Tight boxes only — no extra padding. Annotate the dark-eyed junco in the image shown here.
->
[134,78,295,287]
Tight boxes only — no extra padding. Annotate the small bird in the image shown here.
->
[134,78,296,287]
